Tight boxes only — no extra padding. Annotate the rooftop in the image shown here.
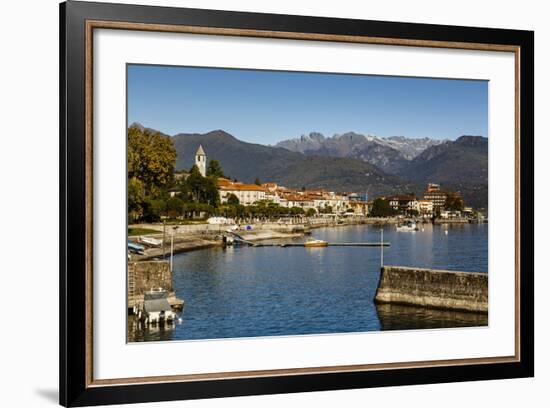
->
[196,144,206,156]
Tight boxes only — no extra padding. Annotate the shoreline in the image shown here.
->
[132,229,306,261]
[130,218,485,261]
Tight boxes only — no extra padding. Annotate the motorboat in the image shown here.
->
[396,221,419,232]
[304,239,328,248]
[137,288,176,324]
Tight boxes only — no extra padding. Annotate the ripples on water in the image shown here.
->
[130,223,488,342]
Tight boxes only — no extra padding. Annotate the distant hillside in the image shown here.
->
[170,130,418,197]
[397,136,488,208]
[276,132,446,173]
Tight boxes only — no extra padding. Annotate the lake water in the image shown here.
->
[129,223,488,342]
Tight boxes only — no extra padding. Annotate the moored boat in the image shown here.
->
[396,221,419,232]
[139,236,163,247]
[138,288,176,324]
[304,239,328,248]
[127,240,145,254]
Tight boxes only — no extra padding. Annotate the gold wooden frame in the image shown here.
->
[84,20,521,388]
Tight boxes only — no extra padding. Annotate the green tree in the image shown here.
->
[128,177,145,222]
[203,177,221,207]
[227,193,240,205]
[445,191,465,211]
[165,197,184,218]
[306,208,317,217]
[254,177,262,186]
[145,198,166,222]
[186,165,205,202]
[186,165,220,207]
[206,159,225,178]
[290,207,305,216]
[127,125,177,197]
[370,198,394,217]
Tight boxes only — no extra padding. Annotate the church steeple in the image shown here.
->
[195,145,206,177]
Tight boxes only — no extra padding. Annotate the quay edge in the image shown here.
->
[375,265,488,313]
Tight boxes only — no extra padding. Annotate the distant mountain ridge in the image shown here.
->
[396,135,488,208]
[276,132,447,173]
[170,129,418,198]
[129,123,488,208]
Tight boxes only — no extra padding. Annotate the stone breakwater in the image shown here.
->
[127,261,183,310]
[375,266,488,313]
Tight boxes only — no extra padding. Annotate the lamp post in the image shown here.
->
[380,228,384,268]
[170,226,178,272]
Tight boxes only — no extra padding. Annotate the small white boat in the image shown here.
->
[139,236,163,247]
[396,222,419,232]
[138,288,176,325]
[304,239,328,248]
[127,240,145,254]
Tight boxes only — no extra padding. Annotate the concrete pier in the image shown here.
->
[375,266,488,313]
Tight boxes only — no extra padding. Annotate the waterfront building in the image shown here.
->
[218,178,267,205]
[387,195,417,214]
[426,183,441,193]
[195,145,207,177]
[463,207,474,217]
[417,199,434,217]
[168,187,180,198]
[440,210,462,219]
[348,201,369,215]
[279,194,315,210]
[262,183,282,204]
[423,183,447,211]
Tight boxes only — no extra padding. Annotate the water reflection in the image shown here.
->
[376,303,488,331]
[127,315,178,343]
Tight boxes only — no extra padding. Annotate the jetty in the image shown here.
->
[223,230,389,248]
[251,242,390,247]
[375,265,488,313]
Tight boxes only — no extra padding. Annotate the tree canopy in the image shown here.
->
[128,125,176,196]
[444,191,465,211]
[206,159,225,178]
[127,125,177,222]
[370,198,395,217]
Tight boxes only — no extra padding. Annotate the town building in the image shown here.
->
[347,201,369,215]
[191,146,367,214]
[423,183,447,211]
[417,199,434,217]
[387,195,417,214]
[195,145,206,177]
[217,178,267,205]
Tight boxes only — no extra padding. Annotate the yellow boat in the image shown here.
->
[304,239,328,248]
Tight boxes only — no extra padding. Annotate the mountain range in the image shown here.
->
[276,132,447,173]
[130,123,488,208]
[170,129,418,198]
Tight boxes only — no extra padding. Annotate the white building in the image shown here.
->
[417,199,434,217]
[195,145,206,177]
[218,179,267,205]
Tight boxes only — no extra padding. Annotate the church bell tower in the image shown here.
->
[195,145,206,177]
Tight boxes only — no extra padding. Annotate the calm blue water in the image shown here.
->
[129,223,488,342]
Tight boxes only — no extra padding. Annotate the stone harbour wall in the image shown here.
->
[129,260,173,295]
[375,266,488,313]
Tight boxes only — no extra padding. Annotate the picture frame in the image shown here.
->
[60,0,534,406]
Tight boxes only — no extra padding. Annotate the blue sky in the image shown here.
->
[127,64,488,144]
